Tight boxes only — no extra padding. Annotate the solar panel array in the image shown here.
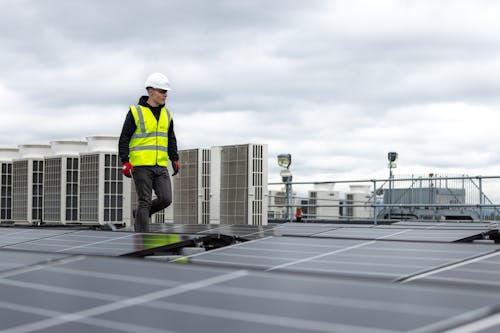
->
[1,249,500,333]
[148,220,499,242]
[279,222,498,243]
[1,221,500,332]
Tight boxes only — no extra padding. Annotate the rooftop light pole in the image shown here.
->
[388,152,398,179]
[387,152,398,220]
[277,153,293,222]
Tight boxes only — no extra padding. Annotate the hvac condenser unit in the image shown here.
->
[12,144,52,224]
[43,140,88,224]
[79,136,132,228]
[0,148,19,223]
[345,185,373,218]
[308,190,341,220]
[173,148,210,224]
[210,144,268,225]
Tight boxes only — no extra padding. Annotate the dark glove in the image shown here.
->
[122,162,133,178]
[172,160,180,176]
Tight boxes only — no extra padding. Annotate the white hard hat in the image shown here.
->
[144,72,171,90]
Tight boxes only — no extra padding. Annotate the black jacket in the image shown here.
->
[118,96,179,164]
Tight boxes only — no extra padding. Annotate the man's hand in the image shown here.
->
[122,162,133,178]
[172,160,180,176]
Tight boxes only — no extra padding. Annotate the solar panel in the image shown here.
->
[393,221,499,229]
[197,224,279,239]
[313,226,491,242]
[0,249,70,273]
[0,228,73,247]
[148,223,217,234]
[0,228,207,257]
[272,223,341,236]
[406,251,500,288]
[444,314,500,333]
[1,249,500,333]
[188,236,500,281]
[148,223,279,240]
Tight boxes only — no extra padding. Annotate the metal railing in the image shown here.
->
[268,174,500,223]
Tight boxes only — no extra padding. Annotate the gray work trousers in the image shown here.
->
[132,166,172,232]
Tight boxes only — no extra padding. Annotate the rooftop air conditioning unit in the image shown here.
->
[308,190,341,220]
[43,140,88,224]
[79,136,131,228]
[0,148,19,223]
[172,148,210,224]
[12,144,52,224]
[210,144,268,225]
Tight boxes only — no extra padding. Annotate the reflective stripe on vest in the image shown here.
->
[129,105,171,166]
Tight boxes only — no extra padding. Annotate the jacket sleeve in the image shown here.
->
[118,110,136,164]
[168,119,179,161]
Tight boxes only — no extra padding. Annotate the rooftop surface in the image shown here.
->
[0,221,499,332]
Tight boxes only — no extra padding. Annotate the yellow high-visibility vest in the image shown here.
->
[129,104,171,166]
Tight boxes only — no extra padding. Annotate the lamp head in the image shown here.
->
[387,152,398,163]
[277,153,292,169]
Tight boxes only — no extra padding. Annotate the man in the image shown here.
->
[118,72,180,232]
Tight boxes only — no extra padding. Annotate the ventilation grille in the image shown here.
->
[104,154,122,222]
[80,154,99,222]
[66,157,79,221]
[0,163,12,221]
[43,157,62,222]
[309,191,317,217]
[201,149,210,224]
[31,160,44,222]
[251,144,264,225]
[220,145,248,224]
[346,194,354,217]
[174,149,199,224]
[12,160,28,221]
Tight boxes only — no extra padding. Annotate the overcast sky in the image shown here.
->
[1,0,500,184]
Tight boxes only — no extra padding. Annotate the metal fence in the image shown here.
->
[268,174,500,223]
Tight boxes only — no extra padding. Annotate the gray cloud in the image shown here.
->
[1,0,500,184]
